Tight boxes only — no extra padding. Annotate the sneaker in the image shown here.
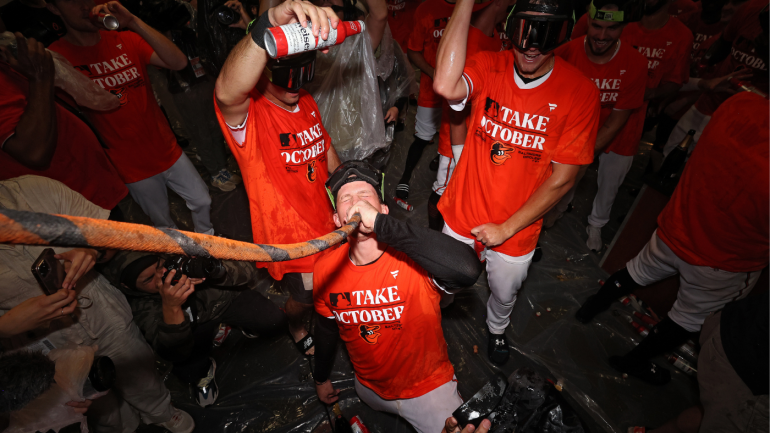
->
[156,408,195,433]
[220,168,242,184]
[542,208,564,229]
[586,225,603,252]
[211,169,239,192]
[212,324,232,347]
[487,329,510,365]
[196,358,219,408]
[395,183,409,200]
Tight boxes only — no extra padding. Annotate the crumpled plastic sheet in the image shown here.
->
[7,345,98,433]
[197,0,244,75]
[305,30,387,162]
[0,32,120,112]
[376,25,418,119]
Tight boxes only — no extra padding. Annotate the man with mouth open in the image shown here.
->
[214,0,341,358]
[433,0,600,365]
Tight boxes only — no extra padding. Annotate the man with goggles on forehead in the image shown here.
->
[433,0,600,365]
[214,0,341,357]
[544,0,647,245]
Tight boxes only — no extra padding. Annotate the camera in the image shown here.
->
[214,5,240,26]
[162,255,226,285]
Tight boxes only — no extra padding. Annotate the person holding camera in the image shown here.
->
[102,251,287,408]
[0,175,193,433]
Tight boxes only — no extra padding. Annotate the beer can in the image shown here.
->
[350,415,370,433]
[264,19,365,58]
[90,12,120,31]
[393,197,413,211]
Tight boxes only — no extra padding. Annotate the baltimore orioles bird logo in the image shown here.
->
[359,324,381,344]
[490,142,514,165]
[307,160,316,183]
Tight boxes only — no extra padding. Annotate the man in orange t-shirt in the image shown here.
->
[433,0,600,365]
[386,0,420,53]
[214,2,341,356]
[428,0,510,231]
[576,92,768,385]
[312,161,482,432]
[549,0,647,253]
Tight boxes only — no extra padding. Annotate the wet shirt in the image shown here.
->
[313,244,454,400]
[49,31,182,184]
[213,89,335,280]
[556,37,647,156]
[695,0,769,115]
[438,26,504,158]
[658,93,769,273]
[439,53,600,257]
[407,0,456,107]
[0,67,127,209]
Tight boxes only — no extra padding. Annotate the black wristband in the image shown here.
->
[249,11,273,50]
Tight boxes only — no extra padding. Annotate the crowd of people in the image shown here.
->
[0,0,767,430]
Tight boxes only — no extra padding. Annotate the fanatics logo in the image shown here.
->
[116,44,122,49]
[667,42,672,46]
[390,270,399,279]
[311,111,316,118]
[620,70,626,75]
[548,103,557,112]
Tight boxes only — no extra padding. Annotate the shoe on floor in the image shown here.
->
[586,224,603,252]
[542,208,564,229]
[156,407,195,433]
[196,358,219,408]
[429,154,440,171]
[211,168,240,192]
[395,183,409,200]
[487,329,510,365]
[609,355,671,385]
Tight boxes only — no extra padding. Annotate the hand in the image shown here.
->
[225,0,251,29]
[470,223,511,248]
[384,107,399,123]
[700,68,753,93]
[442,417,491,433]
[268,0,339,41]
[345,200,380,234]
[65,399,93,414]
[0,33,54,83]
[315,380,340,404]
[0,289,77,338]
[55,248,99,290]
[159,271,196,310]
[91,1,136,30]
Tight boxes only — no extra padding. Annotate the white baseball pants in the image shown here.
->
[414,106,443,141]
[432,155,456,195]
[587,151,634,228]
[443,224,534,334]
[627,230,761,332]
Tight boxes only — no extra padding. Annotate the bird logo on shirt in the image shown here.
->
[109,87,128,106]
[307,160,317,183]
[359,324,381,344]
[490,142,514,165]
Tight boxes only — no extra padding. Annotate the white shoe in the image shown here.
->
[542,208,564,229]
[196,358,218,408]
[156,407,195,433]
[586,225,603,252]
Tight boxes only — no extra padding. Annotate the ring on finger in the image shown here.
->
[61,307,64,316]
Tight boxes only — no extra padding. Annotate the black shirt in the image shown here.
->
[720,290,769,396]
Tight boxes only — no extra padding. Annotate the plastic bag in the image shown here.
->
[0,32,120,111]
[6,345,98,433]
[304,30,387,162]
[376,24,417,113]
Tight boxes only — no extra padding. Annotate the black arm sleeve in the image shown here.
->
[312,312,340,383]
[374,213,482,293]
[394,97,408,115]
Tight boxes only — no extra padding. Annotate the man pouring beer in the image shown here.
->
[214,0,342,358]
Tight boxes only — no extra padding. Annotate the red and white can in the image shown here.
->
[350,415,370,433]
[264,19,365,58]
[393,197,413,211]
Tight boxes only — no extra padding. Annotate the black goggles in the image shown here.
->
[506,13,573,53]
[325,161,385,209]
[267,52,316,92]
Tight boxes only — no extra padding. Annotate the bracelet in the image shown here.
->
[249,11,273,50]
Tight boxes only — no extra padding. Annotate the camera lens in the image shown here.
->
[215,6,240,25]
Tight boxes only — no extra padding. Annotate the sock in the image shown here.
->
[625,317,697,361]
[398,137,431,185]
[427,191,444,231]
[592,268,640,309]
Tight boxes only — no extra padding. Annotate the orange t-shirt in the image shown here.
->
[214,89,335,280]
[408,0,456,108]
[556,38,647,156]
[658,92,769,273]
[49,31,183,184]
[695,0,769,116]
[439,53,600,257]
[387,0,420,53]
[313,244,454,400]
[437,26,504,158]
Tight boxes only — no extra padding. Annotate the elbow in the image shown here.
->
[433,75,451,99]
[214,77,235,107]
[170,56,188,71]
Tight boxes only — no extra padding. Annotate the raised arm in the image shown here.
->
[92,2,188,70]
[215,1,338,126]
[363,0,388,50]
[432,0,474,100]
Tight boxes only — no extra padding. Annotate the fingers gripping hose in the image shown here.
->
[0,209,361,262]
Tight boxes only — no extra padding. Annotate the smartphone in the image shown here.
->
[31,248,65,296]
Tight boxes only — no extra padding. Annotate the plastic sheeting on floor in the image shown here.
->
[128,106,698,433]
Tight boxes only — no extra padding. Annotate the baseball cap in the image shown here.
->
[325,160,385,209]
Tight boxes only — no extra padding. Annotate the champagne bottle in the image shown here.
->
[333,403,354,433]
[658,129,695,180]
